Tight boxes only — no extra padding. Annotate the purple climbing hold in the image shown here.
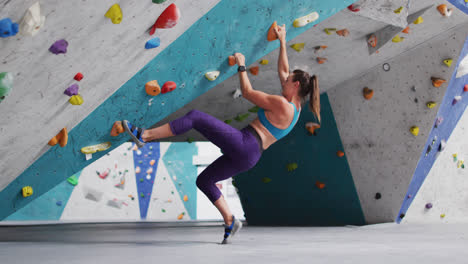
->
[49,39,68,54]
[425,203,433,209]
[435,117,444,128]
[407,194,413,198]
[0,18,19,38]
[64,83,79,96]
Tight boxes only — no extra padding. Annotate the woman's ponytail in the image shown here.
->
[309,75,321,123]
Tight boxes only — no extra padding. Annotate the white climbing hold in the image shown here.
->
[205,71,220,81]
[232,88,242,99]
[293,12,319,28]
[19,2,46,36]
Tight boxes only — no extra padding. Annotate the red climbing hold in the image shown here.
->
[347,4,360,12]
[250,66,259,75]
[464,84,468,92]
[161,81,176,94]
[150,3,180,35]
[74,72,83,81]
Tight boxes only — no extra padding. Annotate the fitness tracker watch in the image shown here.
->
[237,65,246,72]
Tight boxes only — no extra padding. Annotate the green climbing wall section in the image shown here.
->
[234,93,365,226]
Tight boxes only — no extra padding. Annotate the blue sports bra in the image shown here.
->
[257,102,301,140]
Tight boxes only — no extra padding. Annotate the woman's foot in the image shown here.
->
[221,215,242,244]
[122,120,146,148]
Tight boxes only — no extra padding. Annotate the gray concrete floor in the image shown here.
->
[0,222,467,264]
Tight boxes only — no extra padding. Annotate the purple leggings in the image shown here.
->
[169,110,263,203]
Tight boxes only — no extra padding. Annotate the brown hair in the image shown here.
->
[293,69,321,123]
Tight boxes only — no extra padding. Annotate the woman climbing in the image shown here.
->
[121,24,320,244]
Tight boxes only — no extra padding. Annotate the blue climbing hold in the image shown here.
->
[145,37,161,49]
[0,18,19,38]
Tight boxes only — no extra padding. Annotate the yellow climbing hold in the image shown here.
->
[443,59,453,67]
[440,213,445,218]
[324,28,337,35]
[260,59,269,65]
[81,142,111,154]
[205,71,220,81]
[69,94,83,105]
[410,126,419,136]
[290,43,305,52]
[426,101,437,109]
[262,177,272,183]
[293,11,319,28]
[457,160,464,168]
[22,186,33,197]
[183,195,188,202]
[392,35,404,43]
[413,16,424,24]
[105,4,123,24]
[394,6,403,14]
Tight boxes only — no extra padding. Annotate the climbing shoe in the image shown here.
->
[221,215,242,244]
[123,120,146,148]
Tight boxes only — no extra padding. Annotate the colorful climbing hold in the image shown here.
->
[336,29,349,37]
[145,37,161,49]
[187,137,194,143]
[437,4,452,17]
[260,59,269,65]
[394,6,403,14]
[69,94,84,105]
[48,128,68,147]
[293,11,319,28]
[49,39,68,55]
[324,28,336,35]
[290,43,305,52]
[426,101,437,109]
[435,117,444,128]
[250,66,259,75]
[81,142,111,154]
[248,106,260,113]
[464,85,468,92]
[262,177,272,183]
[452,96,462,105]
[150,3,180,35]
[145,80,161,96]
[305,122,320,135]
[347,4,360,12]
[177,213,184,220]
[413,16,424,24]
[111,121,124,137]
[105,4,123,24]
[440,214,446,218]
[315,181,325,189]
[205,71,220,81]
[74,72,84,81]
[152,0,167,3]
[0,18,19,38]
[98,168,110,179]
[392,35,404,43]
[443,59,453,67]
[0,72,13,103]
[64,84,79,96]
[234,113,250,122]
[19,2,45,36]
[367,34,377,48]
[286,162,298,172]
[267,21,278,41]
[150,159,156,166]
[161,81,176,94]
[22,186,33,197]
[431,77,446,88]
[316,57,327,64]
[410,126,419,136]
[402,26,410,34]
[183,195,188,202]
[228,56,236,66]
[363,87,374,100]
[314,45,327,54]
[224,119,232,124]
[336,151,344,157]
[67,175,79,186]
[425,203,433,209]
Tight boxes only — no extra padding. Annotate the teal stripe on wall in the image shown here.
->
[3,171,82,221]
[0,0,355,220]
[234,94,365,226]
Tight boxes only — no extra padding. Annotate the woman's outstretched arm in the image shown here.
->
[275,24,289,86]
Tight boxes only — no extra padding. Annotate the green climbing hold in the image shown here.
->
[187,137,194,143]
[171,191,174,194]
[162,209,166,212]
[139,160,142,164]
[248,106,260,113]
[152,0,167,3]
[286,162,298,172]
[234,113,250,122]
[67,175,78,186]
[262,177,272,183]
[140,192,144,198]
[224,119,232,124]
[0,72,14,103]
[139,178,144,182]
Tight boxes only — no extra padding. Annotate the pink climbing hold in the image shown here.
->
[49,39,68,54]
[64,84,79,96]
[435,117,444,128]
[150,3,180,35]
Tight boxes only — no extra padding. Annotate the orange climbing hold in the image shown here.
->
[336,29,349,37]
[48,127,68,147]
[402,26,410,34]
[363,87,374,100]
[267,21,278,41]
[150,159,156,166]
[111,121,124,137]
[250,66,259,75]
[316,57,327,64]
[228,56,236,66]
[183,195,188,202]
[337,151,344,157]
[431,77,446,88]
[437,4,452,17]
[177,213,184,220]
[316,181,326,189]
[305,122,320,135]
[367,34,377,48]
[145,80,161,96]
